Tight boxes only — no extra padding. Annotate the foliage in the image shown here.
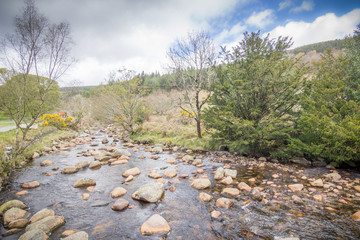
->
[204,31,307,156]
[40,113,73,129]
[290,38,346,54]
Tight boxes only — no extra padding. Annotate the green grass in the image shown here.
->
[0,119,15,128]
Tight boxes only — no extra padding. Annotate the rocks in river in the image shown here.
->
[179,174,189,179]
[166,157,177,164]
[220,176,233,185]
[122,167,141,177]
[350,210,360,221]
[251,189,263,201]
[313,194,322,201]
[72,178,96,188]
[290,157,311,167]
[91,201,111,207]
[292,195,303,204]
[182,155,194,162]
[94,153,110,162]
[81,193,90,200]
[112,149,131,157]
[0,200,27,216]
[163,168,177,178]
[310,179,324,187]
[125,175,134,183]
[29,208,55,223]
[354,186,360,192]
[18,229,48,240]
[63,231,89,240]
[152,146,163,154]
[110,159,128,166]
[101,138,109,144]
[40,160,53,166]
[222,188,240,196]
[216,197,233,209]
[132,182,164,203]
[288,184,304,192]
[75,160,89,169]
[211,210,221,218]
[3,207,29,225]
[214,167,224,180]
[325,172,341,181]
[190,178,211,190]
[8,218,29,229]
[111,198,129,211]
[199,192,212,202]
[21,181,40,189]
[148,170,162,179]
[61,167,79,174]
[61,229,78,238]
[25,215,65,234]
[110,187,127,198]
[224,169,237,179]
[140,214,171,235]
[193,159,202,165]
[2,228,23,237]
[89,161,101,169]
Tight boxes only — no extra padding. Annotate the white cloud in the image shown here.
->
[246,9,275,28]
[267,8,360,48]
[290,0,314,13]
[215,23,246,45]
[278,0,292,11]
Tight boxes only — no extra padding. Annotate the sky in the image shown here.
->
[0,0,359,86]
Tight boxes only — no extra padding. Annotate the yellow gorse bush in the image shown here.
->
[40,113,73,129]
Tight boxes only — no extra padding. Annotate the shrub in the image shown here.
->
[40,114,73,129]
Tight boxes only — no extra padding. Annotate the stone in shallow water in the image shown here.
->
[8,218,28,229]
[140,214,171,234]
[311,179,323,187]
[72,178,96,188]
[220,176,233,185]
[2,228,23,237]
[214,167,224,180]
[61,167,79,174]
[351,210,360,221]
[199,192,212,202]
[211,210,221,218]
[163,168,177,178]
[132,182,164,203]
[18,229,48,240]
[190,178,211,190]
[40,160,53,166]
[111,198,129,211]
[0,200,27,216]
[29,208,55,223]
[63,231,89,240]
[122,167,141,177]
[91,201,111,207]
[25,215,65,234]
[89,161,101,169]
[75,160,89,169]
[149,170,162,179]
[110,187,127,198]
[224,169,237,179]
[166,157,177,164]
[21,181,40,189]
[216,197,233,209]
[3,207,28,225]
[222,188,240,196]
[237,182,252,191]
[288,184,304,192]
[61,229,78,238]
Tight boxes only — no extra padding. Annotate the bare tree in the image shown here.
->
[167,31,217,138]
[0,0,74,154]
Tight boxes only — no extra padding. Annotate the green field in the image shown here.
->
[0,119,14,128]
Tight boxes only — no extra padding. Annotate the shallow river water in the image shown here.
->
[1,129,360,239]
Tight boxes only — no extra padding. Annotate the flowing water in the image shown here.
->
[1,130,360,239]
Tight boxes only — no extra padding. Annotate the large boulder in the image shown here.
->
[3,207,29,225]
[29,208,55,223]
[18,229,48,240]
[0,200,27,216]
[25,215,65,234]
[190,178,211,190]
[72,178,96,188]
[122,167,141,177]
[140,214,171,234]
[132,182,164,203]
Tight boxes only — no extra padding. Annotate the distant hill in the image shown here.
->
[60,86,94,93]
[290,39,346,54]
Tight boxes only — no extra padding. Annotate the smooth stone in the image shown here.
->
[199,192,212,202]
[238,182,252,191]
[311,179,324,187]
[224,169,237,179]
[75,160,89,169]
[0,200,27,215]
[214,167,224,180]
[292,195,303,204]
[111,198,129,211]
[63,231,89,240]
[61,167,79,174]
[325,172,341,181]
[350,210,360,221]
[191,178,211,189]
[149,170,162,179]
[354,186,360,192]
[15,190,29,196]
[61,229,78,238]
[29,208,55,223]
[18,229,48,240]
[163,169,177,178]
[112,149,131,157]
[288,184,304,192]
[81,193,90,200]
[4,207,28,225]
[222,188,240,196]
[122,167,141,177]
[216,197,233,209]
[251,188,263,201]
[8,218,29,229]
[89,161,101,169]
[220,176,233,185]
[152,146,163,154]
[110,160,128,165]
[132,182,164,203]
[72,178,96,188]
[21,181,40,189]
[110,187,127,198]
[2,228,23,237]
[40,160,53,166]
[166,157,177,164]
[125,175,134,182]
[140,214,171,234]
[211,210,221,218]
[25,215,65,234]
[193,159,202,165]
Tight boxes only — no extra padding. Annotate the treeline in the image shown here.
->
[290,38,346,54]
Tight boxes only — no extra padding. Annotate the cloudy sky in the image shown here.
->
[0,0,359,86]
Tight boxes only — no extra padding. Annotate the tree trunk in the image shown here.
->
[196,119,202,138]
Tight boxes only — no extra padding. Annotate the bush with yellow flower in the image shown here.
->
[40,113,73,129]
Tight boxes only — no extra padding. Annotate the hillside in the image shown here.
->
[290,38,346,54]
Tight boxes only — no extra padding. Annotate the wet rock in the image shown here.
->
[4,208,28,225]
[325,172,341,181]
[63,231,88,240]
[354,186,360,192]
[311,179,324,187]
[0,200,27,216]
[166,157,177,164]
[313,194,322,201]
[81,193,90,200]
[152,146,163,154]
[94,153,110,162]
[110,160,128,165]
[191,178,211,190]
[182,155,194,162]
[75,160,89,169]
[140,214,171,234]
[61,167,79,174]
[102,138,109,144]
[61,229,78,238]
[214,167,224,180]
[193,159,202,165]
[199,192,212,202]
[288,184,304,192]
[248,178,256,183]
[169,186,176,192]
[211,210,221,218]
[222,188,240,196]
[125,175,134,182]
[163,168,177,178]
[52,166,59,171]
[251,189,263,201]
[111,198,129,211]
[292,195,303,204]
[237,182,252,192]
[8,218,28,229]
[156,178,166,184]
[290,157,311,167]
[350,210,360,221]
[132,182,164,203]
[18,229,48,240]
[112,149,131,157]
[40,160,53,166]
[89,161,101,169]
[25,215,65,234]
[220,176,233,185]
[216,197,233,209]
[224,169,237,179]
[122,167,141,177]
[15,190,29,196]
[110,187,127,198]
[179,174,189,179]
[21,181,40,189]
[91,201,111,207]
[149,170,162,179]
[72,178,96,188]
[29,208,55,223]
[2,228,23,237]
